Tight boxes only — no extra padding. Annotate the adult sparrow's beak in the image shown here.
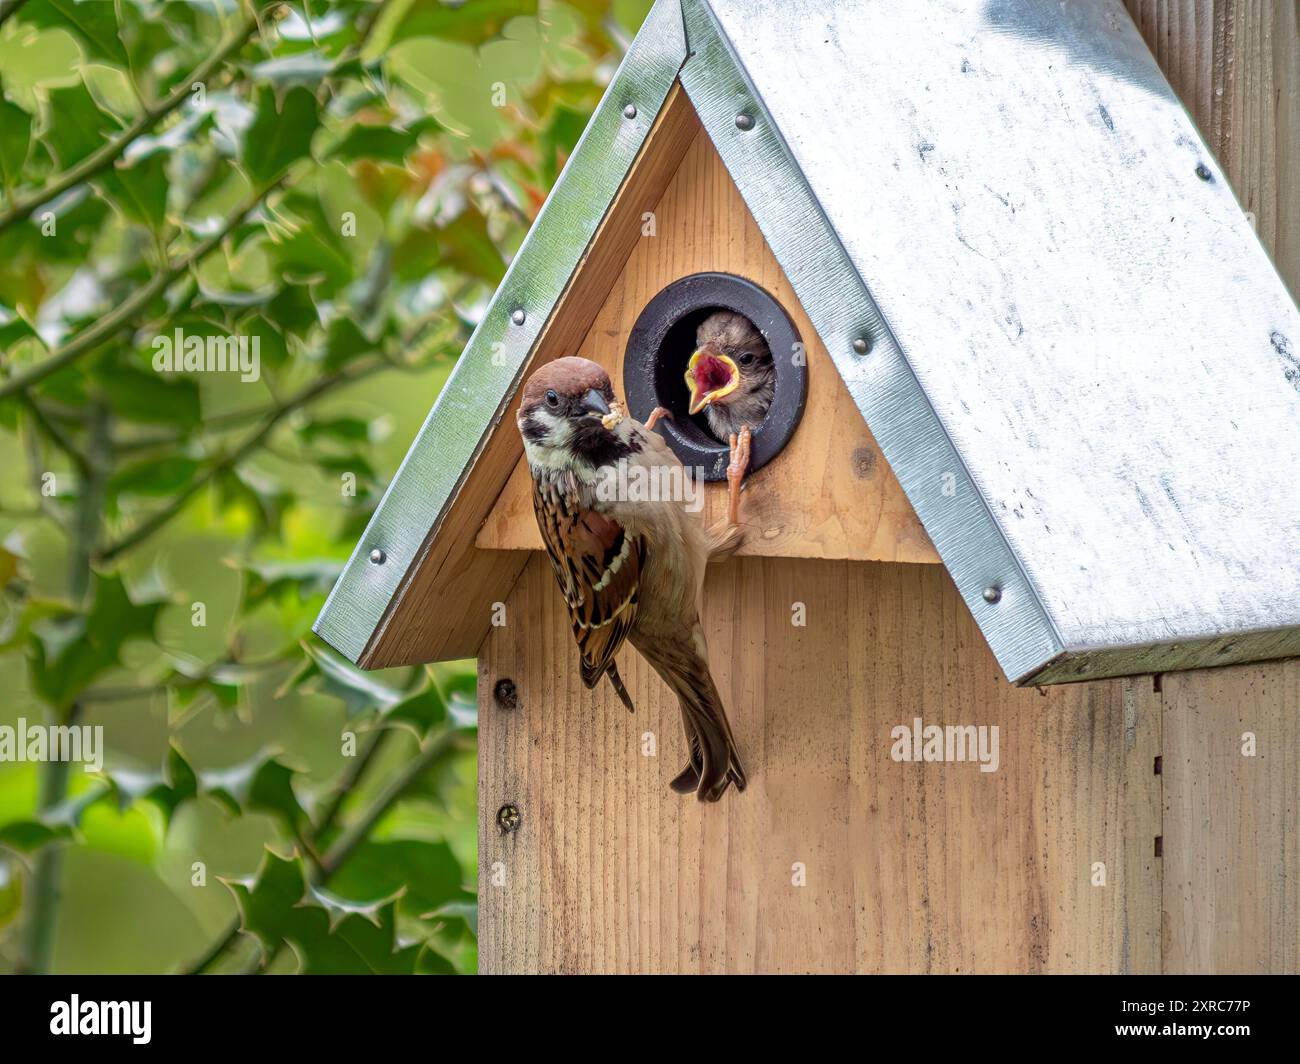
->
[581,387,624,429]
[580,388,611,416]
[685,350,739,415]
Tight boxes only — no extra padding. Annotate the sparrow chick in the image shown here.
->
[518,356,747,802]
[686,310,775,440]
[684,310,774,524]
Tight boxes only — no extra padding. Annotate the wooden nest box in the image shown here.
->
[317,0,1300,973]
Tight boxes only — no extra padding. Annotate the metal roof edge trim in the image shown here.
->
[1025,623,1300,686]
[313,0,688,664]
[681,0,1063,683]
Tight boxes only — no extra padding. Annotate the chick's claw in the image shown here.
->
[726,425,751,526]
[644,406,673,432]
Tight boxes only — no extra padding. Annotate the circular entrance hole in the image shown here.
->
[622,272,807,481]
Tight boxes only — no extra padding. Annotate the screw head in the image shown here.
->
[510,308,526,326]
[493,678,518,711]
[734,112,755,131]
[1195,162,1213,181]
[497,803,521,834]
[852,336,871,355]
[982,585,1002,604]
[622,103,637,120]
[368,548,386,565]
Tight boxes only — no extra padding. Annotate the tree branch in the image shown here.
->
[0,181,279,402]
[0,4,271,233]
[184,725,457,975]
[16,403,110,973]
[95,354,389,563]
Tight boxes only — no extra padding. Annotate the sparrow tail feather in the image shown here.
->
[665,663,746,802]
[605,661,636,713]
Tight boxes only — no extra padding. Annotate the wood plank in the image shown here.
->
[360,85,701,667]
[476,126,939,565]
[1126,0,1300,296]
[478,554,1161,973]
[1161,662,1300,973]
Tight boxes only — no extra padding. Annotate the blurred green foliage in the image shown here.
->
[0,0,649,974]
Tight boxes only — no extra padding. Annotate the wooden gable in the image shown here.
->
[363,84,936,669]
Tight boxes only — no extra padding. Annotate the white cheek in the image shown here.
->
[522,409,575,469]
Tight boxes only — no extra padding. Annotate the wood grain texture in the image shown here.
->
[361,86,701,667]
[478,554,1161,973]
[476,125,939,564]
[1126,0,1300,974]
[1161,662,1300,973]
[1126,0,1300,296]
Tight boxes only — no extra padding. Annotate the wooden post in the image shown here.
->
[476,7,1300,974]
[1125,0,1300,975]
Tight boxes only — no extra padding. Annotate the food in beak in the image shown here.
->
[601,400,624,431]
[685,350,739,415]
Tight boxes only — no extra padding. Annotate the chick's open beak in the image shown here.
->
[685,350,739,415]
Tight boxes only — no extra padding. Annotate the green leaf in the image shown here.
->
[540,102,587,184]
[97,154,169,231]
[300,416,371,445]
[43,80,121,170]
[242,559,343,611]
[284,642,403,716]
[110,455,200,498]
[28,574,164,708]
[381,685,448,736]
[0,94,32,190]
[98,366,200,427]
[438,204,505,285]
[24,0,130,66]
[0,304,39,348]
[328,117,441,164]
[320,316,374,371]
[241,85,320,185]
[328,839,471,919]
[227,849,425,973]
[248,52,337,90]
[379,0,538,48]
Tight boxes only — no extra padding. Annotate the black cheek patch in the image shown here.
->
[571,421,640,467]
[520,412,549,443]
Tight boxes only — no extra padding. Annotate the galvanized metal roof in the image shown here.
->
[317,0,1300,685]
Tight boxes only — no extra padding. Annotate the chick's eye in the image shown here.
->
[545,389,559,408]
[737,352,754,366]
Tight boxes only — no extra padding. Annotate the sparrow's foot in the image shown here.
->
[645,406,673,432]
[726,425,752,526]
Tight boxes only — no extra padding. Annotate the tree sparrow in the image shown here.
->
[517,356,748,801]
[684,310,775,523]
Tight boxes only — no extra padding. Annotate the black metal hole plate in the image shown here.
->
[622,272,808,482]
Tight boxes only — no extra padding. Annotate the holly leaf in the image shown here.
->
[328,117,441,164]
[28,574,163,709]
[97,154,169,231]
[242,85,320,185]
[43,80,121,170]
[0,95,32,188]
[24,0,130,66]
[227,849,427,973]
[328,839,471,919]
[283,642,404,717]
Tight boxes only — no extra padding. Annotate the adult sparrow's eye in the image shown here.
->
[545,389,560,408]
[737,352,754,366]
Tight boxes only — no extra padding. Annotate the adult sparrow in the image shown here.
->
[684,310,775,523]
[517,356,747,801]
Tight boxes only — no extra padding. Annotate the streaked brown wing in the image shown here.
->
[532,479,643,687]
